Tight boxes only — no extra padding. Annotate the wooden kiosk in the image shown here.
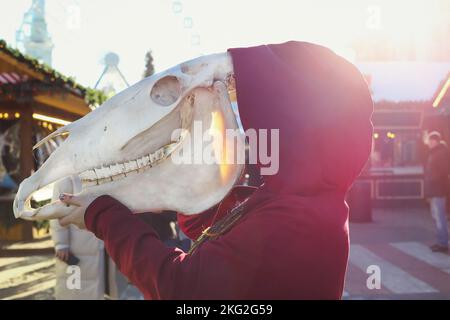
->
[0,39,103,241]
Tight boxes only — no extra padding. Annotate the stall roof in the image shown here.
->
[0,39,106,108]
[357,62,450,103]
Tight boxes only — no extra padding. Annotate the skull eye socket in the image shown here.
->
[150,76,182,106]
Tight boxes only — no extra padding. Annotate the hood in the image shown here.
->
[228,41,373,196]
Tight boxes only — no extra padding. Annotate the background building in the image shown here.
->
[16,0,53,66]
[0,39,104,241]
[355,62,450,204]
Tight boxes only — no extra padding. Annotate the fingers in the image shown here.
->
[60,251,68,262]
[58,208,86,229]
[59,211,78,227]
[57,192,93,229]
[59,193,82,207]
[56,249,69,262]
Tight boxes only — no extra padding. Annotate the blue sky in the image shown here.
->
[0,0,444,88]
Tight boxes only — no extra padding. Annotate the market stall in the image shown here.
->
[0,39,104,241]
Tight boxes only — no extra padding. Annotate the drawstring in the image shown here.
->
[188,198,249,255]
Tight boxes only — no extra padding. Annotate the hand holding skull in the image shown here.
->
[58,193,98,229]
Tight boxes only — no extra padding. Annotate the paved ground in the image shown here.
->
[1,204,449,300]
[0,255,55,300]
[0,238,55,300]
[345,205,450,300]
[0,238,143,300]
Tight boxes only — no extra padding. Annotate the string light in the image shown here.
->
[387,132,396,139]
[32,113,71,126]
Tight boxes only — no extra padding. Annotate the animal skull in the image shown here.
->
[13,52,245,221]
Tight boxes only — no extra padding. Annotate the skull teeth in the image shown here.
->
[136,155,150,168]
[79,170,97,181]
[79,141,179,186]
[124,160,138,172]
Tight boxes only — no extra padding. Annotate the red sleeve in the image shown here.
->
[85,195,254,300]
[85,195,192,300]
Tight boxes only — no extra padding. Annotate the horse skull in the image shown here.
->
[13,52,245,220]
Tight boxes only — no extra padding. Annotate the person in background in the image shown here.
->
[50,177,143,299]
[137,211,191,251]
[424,131,450,253]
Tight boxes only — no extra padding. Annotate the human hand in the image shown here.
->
[55,248,69,262]
[58,193,99,229]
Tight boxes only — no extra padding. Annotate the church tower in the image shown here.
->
[16,0,54,66]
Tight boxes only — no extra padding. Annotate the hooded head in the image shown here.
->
[228,41,373,198]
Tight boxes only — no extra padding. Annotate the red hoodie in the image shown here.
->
[85,41,373,299]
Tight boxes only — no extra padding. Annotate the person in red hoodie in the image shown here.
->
[58,41,373,299]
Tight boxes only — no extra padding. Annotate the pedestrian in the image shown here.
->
[424,131,449,253]
[50,176,142,299]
